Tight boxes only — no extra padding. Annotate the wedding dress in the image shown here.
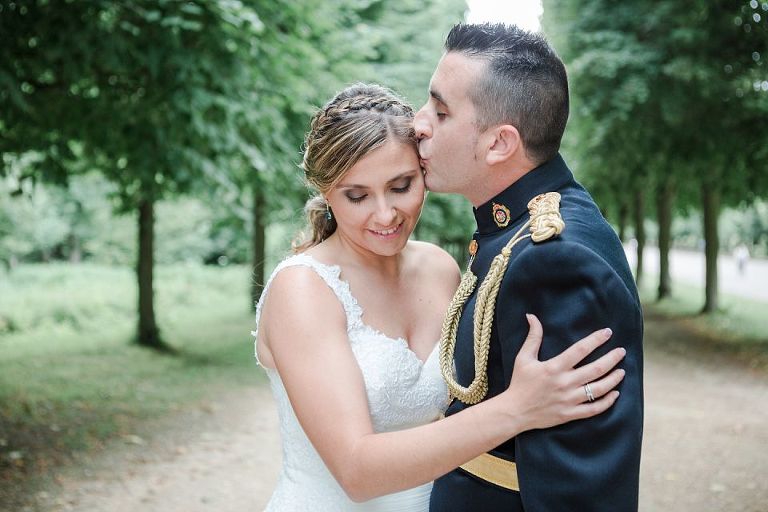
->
[254,253,450,511]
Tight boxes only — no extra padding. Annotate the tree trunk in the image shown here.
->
[68,232,82,263]
[136,197,165,350]
[656,182,674,300]
[701,183,720,313]
[618,201,628,243]
[633,188,645,284]
[251,184,267,311]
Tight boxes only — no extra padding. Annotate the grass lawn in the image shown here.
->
[638,274,768,370]
[0,262,264,507]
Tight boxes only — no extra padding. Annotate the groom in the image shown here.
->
[415,23,644,511]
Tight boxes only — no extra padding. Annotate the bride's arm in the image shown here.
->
[261,266,624,502]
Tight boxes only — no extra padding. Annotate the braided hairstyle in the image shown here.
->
[294,83,416,253]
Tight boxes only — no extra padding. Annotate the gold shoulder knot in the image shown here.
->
[527,192,565,243]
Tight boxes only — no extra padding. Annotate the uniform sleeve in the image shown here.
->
[497,241,643,511]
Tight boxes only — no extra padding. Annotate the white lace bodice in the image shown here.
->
[253,253,450,511]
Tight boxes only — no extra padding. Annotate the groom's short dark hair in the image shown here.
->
[445,23,569,165]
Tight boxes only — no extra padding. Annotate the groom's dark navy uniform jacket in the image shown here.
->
[430,155,643,511]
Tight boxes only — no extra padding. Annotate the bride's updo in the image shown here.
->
[293,83,416,253]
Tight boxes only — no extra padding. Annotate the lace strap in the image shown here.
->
[253,253,364,338]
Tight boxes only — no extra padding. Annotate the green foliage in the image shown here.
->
[0,181,68,262]
[351,0,467,105]
[1,0,472,267]
[0,170,272,266]
[1,2,248,196]
[416,193,475,264]
[544,0,768,213]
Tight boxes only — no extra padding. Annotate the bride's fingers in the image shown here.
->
[568,390,621,421]
[571,368,625,404]
[517,313,544,361]
[547,327,613,371]
[569,347,626,385]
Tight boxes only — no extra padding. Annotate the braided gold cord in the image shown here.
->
[438,268,478,400]
[439,192,565,404]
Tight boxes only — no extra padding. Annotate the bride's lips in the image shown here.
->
[367,221,404,239]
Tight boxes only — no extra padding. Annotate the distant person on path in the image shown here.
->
[415,23,644,511]
[252,82,626,511]
[734,243,750,275]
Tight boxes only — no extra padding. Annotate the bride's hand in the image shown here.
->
[502,314,625,431]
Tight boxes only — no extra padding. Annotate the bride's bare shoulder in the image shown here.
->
[269,261,325,291]
[261,262,345,325]
[405,240,461,285]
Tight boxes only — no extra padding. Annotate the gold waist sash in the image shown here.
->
[459,452,519,492]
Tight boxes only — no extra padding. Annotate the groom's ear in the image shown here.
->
[484,124,521,166]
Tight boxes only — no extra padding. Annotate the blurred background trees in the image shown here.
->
[0,0,467,349]
[2,0,766,348]
[544,0,768,311]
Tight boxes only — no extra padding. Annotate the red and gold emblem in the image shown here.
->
[492,202,511,228]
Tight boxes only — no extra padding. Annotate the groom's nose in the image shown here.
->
[414,107,431,140]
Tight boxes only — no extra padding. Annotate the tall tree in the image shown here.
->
[1,1,267,349]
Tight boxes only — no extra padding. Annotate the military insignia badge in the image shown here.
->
[492,202,511,228]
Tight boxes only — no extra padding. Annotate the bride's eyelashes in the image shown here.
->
[344,179,413,204]
[346,193,366,204]
[391,178,413,194]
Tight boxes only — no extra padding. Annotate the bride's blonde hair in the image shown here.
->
[293,84,416,253]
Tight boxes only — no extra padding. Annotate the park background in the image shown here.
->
[1,0,767,511]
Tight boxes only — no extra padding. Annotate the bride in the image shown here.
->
[253,83,625,511]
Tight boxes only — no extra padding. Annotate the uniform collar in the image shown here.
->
[473,154,573,235]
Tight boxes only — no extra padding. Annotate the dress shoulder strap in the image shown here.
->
[252,253,364,359]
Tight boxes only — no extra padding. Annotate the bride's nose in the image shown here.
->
[373,198,397,225]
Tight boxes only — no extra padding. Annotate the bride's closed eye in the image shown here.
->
[346,193,367,204]
[392,178,413,194]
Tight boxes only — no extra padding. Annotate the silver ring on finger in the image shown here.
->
[583,383,595,402]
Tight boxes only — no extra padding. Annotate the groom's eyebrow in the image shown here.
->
[430,89,448,107]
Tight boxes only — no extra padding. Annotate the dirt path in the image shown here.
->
[639,313,768,512]
[31,315,768,512]
[31,387,281,512]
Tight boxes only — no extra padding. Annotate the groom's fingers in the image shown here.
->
[549,328,613,371]
[517,313,544,360]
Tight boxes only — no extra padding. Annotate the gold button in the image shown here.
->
[468,239,478,256]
